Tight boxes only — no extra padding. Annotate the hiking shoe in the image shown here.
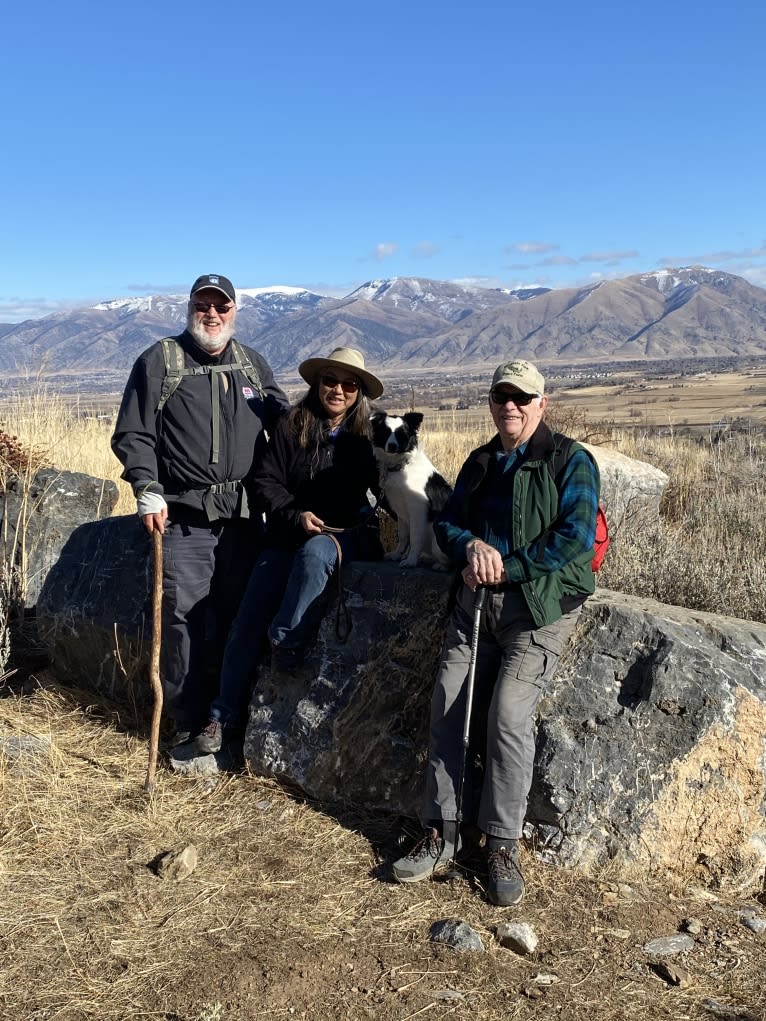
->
[487,840,525,906]
[187,719,223,756]
[392,826,458,883]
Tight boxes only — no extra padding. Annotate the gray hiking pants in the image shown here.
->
[422,584,580,841]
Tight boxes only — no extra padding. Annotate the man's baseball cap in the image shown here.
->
[491,359,545,396]
[190,274,236,303]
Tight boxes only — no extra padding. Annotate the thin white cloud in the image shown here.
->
[578,250,640,265]
[126,282,187,294]
[541,255,578,267]
[507,241,559,254]
[374,242,399,261]
[659,245,766,267]
[412,241,441,258]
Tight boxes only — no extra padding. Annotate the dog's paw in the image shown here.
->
[384,551,402,562]
[399,555,420,568]
[430,562,449,572]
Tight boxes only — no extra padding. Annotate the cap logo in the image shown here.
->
[209,275,220,284]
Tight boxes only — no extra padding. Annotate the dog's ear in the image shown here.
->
[403,412,424,432]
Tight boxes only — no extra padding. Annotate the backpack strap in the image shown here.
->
[230,340,265,399]
[157,337,187,412]
[546,432,575,484]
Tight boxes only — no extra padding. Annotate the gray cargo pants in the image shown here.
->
[422,584,580,841]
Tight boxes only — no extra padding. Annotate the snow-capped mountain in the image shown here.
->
[347,276,550,323]
[0,269,765,378]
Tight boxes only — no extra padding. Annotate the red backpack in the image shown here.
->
[547,434,610,573]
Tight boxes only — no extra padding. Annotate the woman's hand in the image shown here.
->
[299,511,324,535]
[465,539,505,587]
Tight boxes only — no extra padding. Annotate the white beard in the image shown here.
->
[187,314,236,354]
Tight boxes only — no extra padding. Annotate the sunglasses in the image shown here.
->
[319,374,359,393]
[490,388,538,407]
[192,301,233,314]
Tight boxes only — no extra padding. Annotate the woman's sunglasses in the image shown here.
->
[319,375,360,393]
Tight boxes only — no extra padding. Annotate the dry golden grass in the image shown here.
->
[0,383,135,516]
[2,682,765,1021]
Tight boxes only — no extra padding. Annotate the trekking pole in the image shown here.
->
[453,585,488,840]
[144,529,164,794]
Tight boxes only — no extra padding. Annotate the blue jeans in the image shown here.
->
[210,533,347,726]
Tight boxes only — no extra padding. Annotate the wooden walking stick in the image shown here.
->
[144,528,164,793]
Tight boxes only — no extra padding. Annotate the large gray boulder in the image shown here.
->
[37,515,155,699]
[244,565,766,889]
[0,468,119,608]
[37,515,766,888]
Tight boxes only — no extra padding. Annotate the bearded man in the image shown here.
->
[112,274,289,744]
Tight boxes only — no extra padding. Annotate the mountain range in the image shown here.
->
[1,267,765,380]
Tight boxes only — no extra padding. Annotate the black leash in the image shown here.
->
[320,525,353,643]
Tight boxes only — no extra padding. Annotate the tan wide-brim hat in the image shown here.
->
[299,346,384,400]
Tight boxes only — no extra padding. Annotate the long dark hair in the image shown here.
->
[287,383,373,450]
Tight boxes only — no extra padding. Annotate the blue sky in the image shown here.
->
[2,0,764,322]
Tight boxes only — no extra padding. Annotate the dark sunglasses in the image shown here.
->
[319,374,359,393]
[192,301,233,314]
[490,388,537,407]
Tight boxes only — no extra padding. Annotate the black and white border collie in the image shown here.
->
[370,411,453,569]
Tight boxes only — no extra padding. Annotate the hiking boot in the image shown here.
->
[487,839,525,906]
[392,824,458,883]
[187,719,223,756]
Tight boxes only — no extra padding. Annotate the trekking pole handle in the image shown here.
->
[474,585,488,611]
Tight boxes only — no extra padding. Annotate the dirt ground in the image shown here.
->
[1,679,765,1021]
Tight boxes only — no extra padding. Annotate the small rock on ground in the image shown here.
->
[643,934,695,955]
[496,921,539,955]
[682,917,703,935]
[651,961,690,987]
[429,919,484,952]
[156,844,198,881]
[739,911,766,934]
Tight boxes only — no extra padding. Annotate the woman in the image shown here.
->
[184,347,384,755]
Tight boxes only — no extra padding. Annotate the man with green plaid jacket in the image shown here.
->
[392,359,599,906]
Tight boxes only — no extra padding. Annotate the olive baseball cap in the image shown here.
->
[491,359,545,396]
